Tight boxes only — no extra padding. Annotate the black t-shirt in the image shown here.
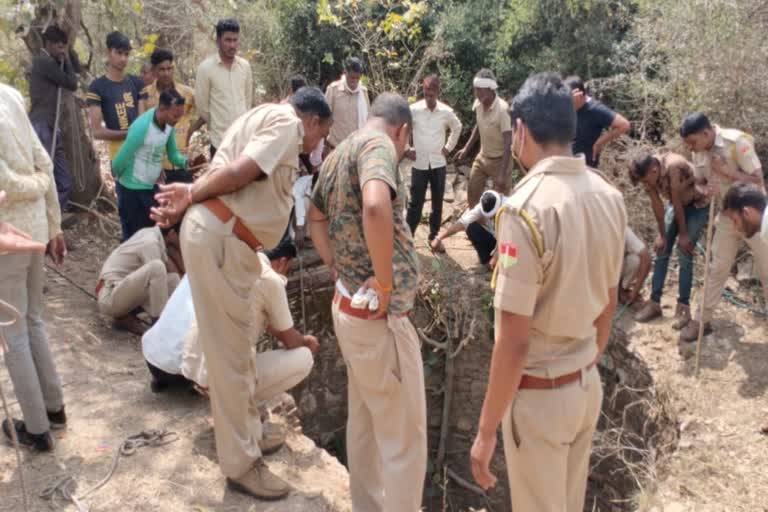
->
[573,99,616,167]
[86,75,147,131]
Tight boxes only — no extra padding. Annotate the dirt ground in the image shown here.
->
[0,215,350,511]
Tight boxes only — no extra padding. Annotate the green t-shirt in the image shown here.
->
[311,129,419,314]
[111,108,187,190]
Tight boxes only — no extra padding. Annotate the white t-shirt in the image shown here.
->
[624,227,645,256]
[458,192,506,234]
[133,120,173,185]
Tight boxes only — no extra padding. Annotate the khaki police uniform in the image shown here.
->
[181,103,302,479]
[492,155,626,511]
[468,96,513,207]
[691,125,768,323]
[97,226,180,319]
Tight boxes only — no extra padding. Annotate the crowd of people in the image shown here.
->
[1,14,766,512]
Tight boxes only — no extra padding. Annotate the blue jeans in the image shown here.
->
[650,203,709,305]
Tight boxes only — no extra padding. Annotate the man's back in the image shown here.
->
[573,99,616,166]
[494,156,626,375]
[28,53,78,125]
[100,226,165,282]
[312,129,419,314]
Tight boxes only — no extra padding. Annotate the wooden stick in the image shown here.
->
[695,199,717,378]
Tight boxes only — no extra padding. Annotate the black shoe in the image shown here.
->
[2,419,54,452]
[47,406,67,430]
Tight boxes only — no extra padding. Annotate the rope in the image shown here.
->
[0,299,29,512]
[39,429,179,511]
[299,250,307,332]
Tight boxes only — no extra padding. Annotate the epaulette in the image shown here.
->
[490,174,546,289]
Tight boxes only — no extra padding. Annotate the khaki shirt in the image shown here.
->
[494,156,626,377]
[692,125,762,201]
[215,103,303,250]
[146,81,196,170]
[249,252,294,336]
[195,54,254,147]
[99,226,167,283]
[325,79,369,147]
[473,96,512,159]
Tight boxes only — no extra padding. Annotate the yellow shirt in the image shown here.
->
[214,103,303,250]
[692,124,762,201]
[494,156,626,377]
[473,96,512,159]
[0,83,61,245]
[324,79,369,147]
[194,54,254,148]
[145,81,196,169]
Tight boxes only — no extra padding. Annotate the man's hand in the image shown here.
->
[455,147,468,163]
[677,233,694,255]
[151,183,192,228]
[711,154,732,179]
[407,149,416,161]
[654,235,666,254]
[0,223,46,254]
[362,275,391,320]
[47,233,66,265]
[592,140,604,160]
[430,236,443,252]
[303,334,320,354]
[470,431,498,490]
[441,147,450,157]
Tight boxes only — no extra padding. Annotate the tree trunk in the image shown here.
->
[23,0,103,206]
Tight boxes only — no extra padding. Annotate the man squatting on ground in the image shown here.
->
[150,86,331,501]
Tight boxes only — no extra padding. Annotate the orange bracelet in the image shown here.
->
[374,276,393,292]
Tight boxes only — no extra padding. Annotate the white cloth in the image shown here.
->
[761,207,768,242]
[342,74,368,130]
[458,192,506,231]
[472,77,498,90]
[292,175,314,228]
[409,99,462,170]
[141,276,198,376]
[624,227,645,256]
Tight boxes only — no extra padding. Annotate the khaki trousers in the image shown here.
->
[0,253,63,434]
[181,205,272,478]
[332,302,427,512]
[621,253,640,289]
[98,261,179,319]
[699,214,768,322]
[502,366,603,512]
[467,153,511,207]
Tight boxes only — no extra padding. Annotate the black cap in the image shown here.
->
[106,31,132,51]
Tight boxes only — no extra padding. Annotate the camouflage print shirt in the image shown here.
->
[311,129,420,314]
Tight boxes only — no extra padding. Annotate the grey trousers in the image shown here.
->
[0,252,63,434]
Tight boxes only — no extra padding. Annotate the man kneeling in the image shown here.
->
[96,226,183,334]
[141,238,317,397]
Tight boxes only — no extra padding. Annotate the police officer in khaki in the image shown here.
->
[469,72,627,512]
[150,87,331,501]
[678,113,768,342]
[455,68,513,207]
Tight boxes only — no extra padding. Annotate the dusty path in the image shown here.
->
[0,217,350,512]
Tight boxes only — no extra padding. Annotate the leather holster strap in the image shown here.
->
[519,364,595,390]
[201,198,263,252]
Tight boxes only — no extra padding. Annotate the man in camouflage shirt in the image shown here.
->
[308,93,426,511]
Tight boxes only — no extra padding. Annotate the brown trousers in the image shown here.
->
[467,153,511,207]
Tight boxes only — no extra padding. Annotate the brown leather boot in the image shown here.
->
[634,301,662,322]
[680,319,712,342]
[227,459,290,501]
[671,303,691,330]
